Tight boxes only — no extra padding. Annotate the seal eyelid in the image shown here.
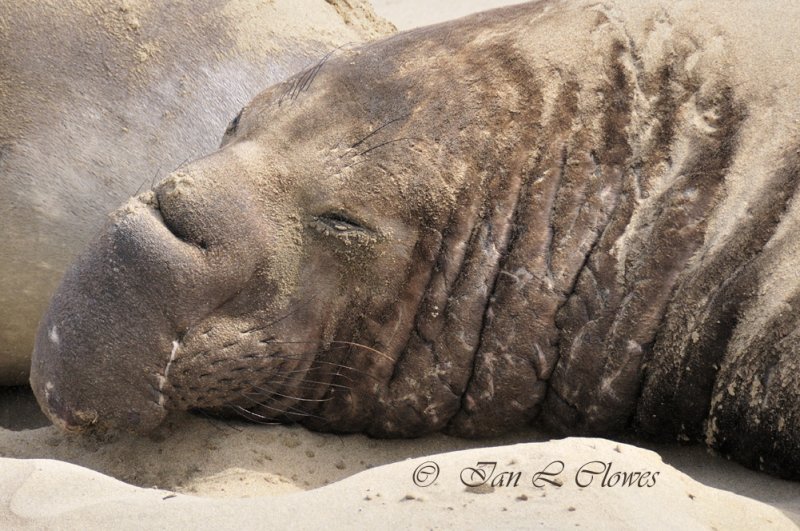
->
[311,212,377,243]
[319,212,365,229]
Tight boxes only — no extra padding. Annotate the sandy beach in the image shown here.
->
[1,405,798,528]
[1,411,798,528]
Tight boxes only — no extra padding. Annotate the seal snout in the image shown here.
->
[30,156,262,435]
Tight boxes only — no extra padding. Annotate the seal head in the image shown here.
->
[31,22,507,433]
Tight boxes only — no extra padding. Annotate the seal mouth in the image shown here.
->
[37,380,99,433]
[152,340,181,409]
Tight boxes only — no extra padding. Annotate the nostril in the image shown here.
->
[153,180,210,251]
[159,210,210,250]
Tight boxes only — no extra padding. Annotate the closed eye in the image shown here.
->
[311,212,377,244]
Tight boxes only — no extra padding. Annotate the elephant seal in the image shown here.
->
[30,0,800,478]
[0,0,392,385]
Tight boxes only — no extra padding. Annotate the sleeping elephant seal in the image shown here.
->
[0,0,392,385]
[30,0,800,478]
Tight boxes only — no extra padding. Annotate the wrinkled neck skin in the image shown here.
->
[30,1,800,477]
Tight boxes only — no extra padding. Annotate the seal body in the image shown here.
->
[30,0,800,478]
[0,0,391,384]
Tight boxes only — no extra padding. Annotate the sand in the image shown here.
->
[1,407,798,528]
[1,1,799,529]
[1,413,798,529]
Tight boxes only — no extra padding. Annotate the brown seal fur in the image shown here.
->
[0,0,392,385]
[30,0,800,478]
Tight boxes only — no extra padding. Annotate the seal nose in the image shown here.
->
[153,161,263,255]
[154,172,212,250]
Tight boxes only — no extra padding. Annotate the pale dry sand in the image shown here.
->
[0,415,797,530]
[2,1,799,529]
[0,412,798,528]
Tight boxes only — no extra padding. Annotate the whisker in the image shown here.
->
[243,384,335,403]
[330,340,394,362]
[301,43,353,94]
[269,353,383,383]
[151,164,163,188]
[268,371,354,390]
[241,294,318,334]
[262,339,393,363]
[281,44,347,105]
[298,60,324,94]
[357,137,423,158]
[275,366,358,384]
[289,64,317,101]
[349,114,411,149]
[171,157,191,173]
[239,393,329,422]
[229,405,284,425]
[342,157,370,169]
